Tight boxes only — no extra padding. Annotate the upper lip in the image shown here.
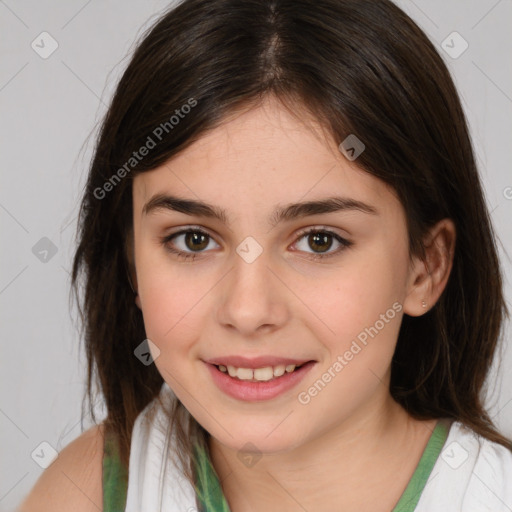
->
[203,356,314,369]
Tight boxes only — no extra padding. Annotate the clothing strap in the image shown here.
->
[392,419,450,511]
[193,442,231,512]
[103,430,129,511]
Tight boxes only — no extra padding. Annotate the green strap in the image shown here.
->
[102,431,128,512]
[391,419,450,511]
[193,420,450,512]
[193,442,232,512]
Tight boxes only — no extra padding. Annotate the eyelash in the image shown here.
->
[159,226,353,262]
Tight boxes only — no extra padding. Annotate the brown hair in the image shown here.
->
[71,0,511,489]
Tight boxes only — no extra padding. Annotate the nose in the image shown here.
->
[216,247,289,337]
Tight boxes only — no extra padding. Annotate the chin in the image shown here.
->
[208,423,307,455]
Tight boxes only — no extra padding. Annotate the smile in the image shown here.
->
[205,360,316,401]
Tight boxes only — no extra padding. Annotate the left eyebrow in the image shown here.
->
[142,194,378,227]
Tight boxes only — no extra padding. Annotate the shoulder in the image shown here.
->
[464,424,512,506]
[448,422,512,509]
[18,423,106,512]
[415,421,512,511]
[449,421,512,470]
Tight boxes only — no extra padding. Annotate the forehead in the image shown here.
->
[133,98,400,219]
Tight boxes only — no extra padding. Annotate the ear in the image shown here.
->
[403,218,456,316]
[125,228,142,310]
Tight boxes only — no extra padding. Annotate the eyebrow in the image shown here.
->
[142,193,378,227]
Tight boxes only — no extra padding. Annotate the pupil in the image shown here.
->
[186,232,208,251]
[310,232,332,253]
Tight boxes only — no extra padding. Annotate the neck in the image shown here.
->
[208,388,438,512]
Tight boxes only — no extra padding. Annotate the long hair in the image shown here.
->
[71,0,511,489]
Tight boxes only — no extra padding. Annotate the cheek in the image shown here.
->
[296,247,406,370]
[310,263,401,331]
[293,262,404,419]
[138,276,210,385]
[135,247,210,359]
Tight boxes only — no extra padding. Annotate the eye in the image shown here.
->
[292,227,352,260]
[160,227,219,261]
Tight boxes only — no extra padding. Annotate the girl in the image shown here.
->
[40,0,512,510]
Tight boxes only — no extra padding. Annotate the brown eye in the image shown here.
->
[293,228,352,260]
[183,231,209,251]
[307,232,334,253]
[161,228,219,260]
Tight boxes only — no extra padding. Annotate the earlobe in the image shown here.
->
[403,258,433,317]
[403,218,456,317]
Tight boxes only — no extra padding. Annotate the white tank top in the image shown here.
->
[124,382,512,511]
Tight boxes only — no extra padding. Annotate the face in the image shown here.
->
[131,96,415,454]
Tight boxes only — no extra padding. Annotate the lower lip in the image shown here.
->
[205,361,316,402]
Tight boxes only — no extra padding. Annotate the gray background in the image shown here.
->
[1,0,511,509]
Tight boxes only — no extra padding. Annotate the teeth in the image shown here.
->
[219,363,300,381]
[237,367,253,380]
[273,365,286,377]
[254,367,274,380]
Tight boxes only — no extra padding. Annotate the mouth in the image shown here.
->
[205,360,317,401]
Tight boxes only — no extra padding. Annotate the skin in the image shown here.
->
[130,95,455,511]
